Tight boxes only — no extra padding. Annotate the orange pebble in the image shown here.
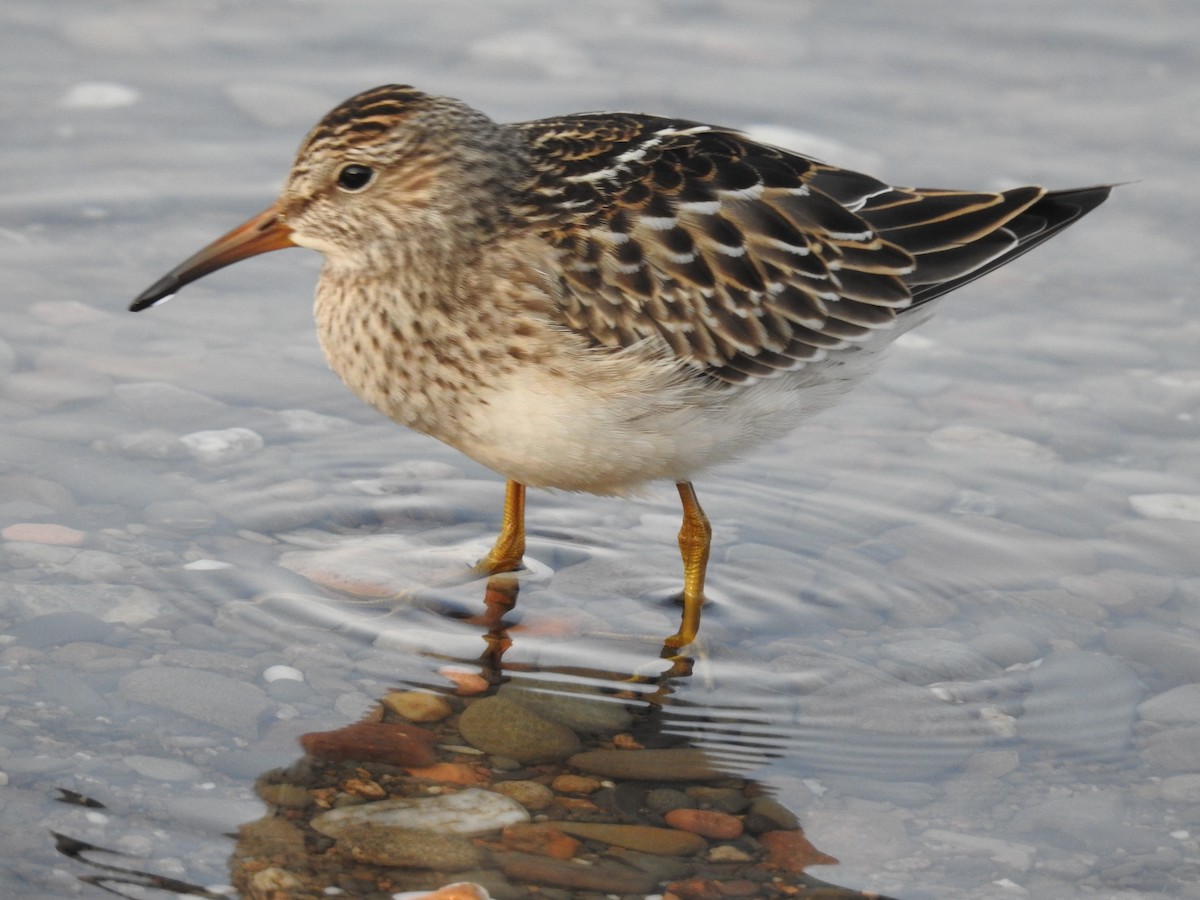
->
[759,829,838,872]
[404,762,489,785]
[500,823,582,860]
[664,808,744,840]
[438,667,490,695]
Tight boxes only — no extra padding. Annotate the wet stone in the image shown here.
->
[568,748,724,781]
[968,630,1040,668]
[1137,684,1200,724]
[499,823,581,860]
[9,611,113,649]
[1019,650,1142,759]
[1159,774,1200,804]
[747,796,800,831]
[180,427,264,464]
[664,808,744,840]
[100,428,190,460]
[111,381,230,430]
[493,850,659,894]
[887,515,1098,588]
[381,689,454,722]
[123,754,203,782]
[3,369,112,410]
[491,780,554,811]
[299,720,437,767]
[258,783,313,809]
[1059,570,1174,615]
[550,774,601,795]
[646,787,695,813]
[1,522,85,545]
[1105,627,1200,685]
[1129,493,1200,522]
[119,665,270,738]
[759,829,839,872]
[684,786,750,814]
[312,788,529,839]
[1008,791,1150,856]
[497,679,634,734]
[333,824,485,871]
[36,667,110,718]
[1140,726,1200,773]
[554,821,707,856]
[880,637,1002,685]
[457,696,581,764]
[141,499,218,531]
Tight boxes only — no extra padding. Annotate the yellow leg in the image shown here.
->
[477,480,526,574]
[664,481,711,649]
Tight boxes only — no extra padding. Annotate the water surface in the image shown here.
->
[2,3,1197,898]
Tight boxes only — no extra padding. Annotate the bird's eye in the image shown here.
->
[335,164,375,192]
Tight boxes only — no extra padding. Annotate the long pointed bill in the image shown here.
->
[130,203,296,311]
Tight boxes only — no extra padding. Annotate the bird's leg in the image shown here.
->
[476,480,526,575]
[664,481,711,649]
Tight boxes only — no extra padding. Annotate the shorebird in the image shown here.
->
[131,85,1110,647]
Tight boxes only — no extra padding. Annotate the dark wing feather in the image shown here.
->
[512,114,1109,383]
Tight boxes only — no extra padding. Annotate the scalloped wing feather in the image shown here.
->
[513,114,1108,384]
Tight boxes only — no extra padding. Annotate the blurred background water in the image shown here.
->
[2,2,1198,898]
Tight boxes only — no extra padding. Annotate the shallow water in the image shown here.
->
[2,2,1199,898]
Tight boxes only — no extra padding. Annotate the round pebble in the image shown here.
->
[664,808,744,840]
[381,689,454,722]
[180,427,264,463]
[311,788,529,838]
[1,523,85,546]
[551,774,602,795]
[263,665,304,683]
[492,780,554,811]
[645,787,694,812]
[458,696,581,764]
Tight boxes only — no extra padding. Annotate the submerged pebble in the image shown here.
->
[458,696,581,764]
[311,788,530,838]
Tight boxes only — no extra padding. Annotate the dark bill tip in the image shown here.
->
[128,204,295,312]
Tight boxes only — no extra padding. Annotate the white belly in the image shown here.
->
[450,345,882,495]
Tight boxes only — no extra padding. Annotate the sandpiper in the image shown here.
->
[132,84,1110,647]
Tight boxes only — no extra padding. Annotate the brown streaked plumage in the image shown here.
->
[131,84,1111,648]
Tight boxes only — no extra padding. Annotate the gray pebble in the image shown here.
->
[36,667,110,718]
[119,666,270,738]
[123,754,203,782]
[3,369,111,410]
[110,381,230,430]
[1020,651,1143,759]
[458,696,581,764]
[1105,627,1200,686]
[968,631,1040,667]
[1159,774,1200,804]
[645,788,695,813]
[1137,684,1200,725]
[880,637,1003,685]
[9,611,114,649]
[180,427,264,464]
[142,499,218,530]
[99,428,189,460]
[497,678,634,735]
[1140,726,1200,774]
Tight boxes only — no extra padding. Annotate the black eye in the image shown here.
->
[336,164,375,192]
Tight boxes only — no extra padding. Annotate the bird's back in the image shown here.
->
[512,112,1110,384]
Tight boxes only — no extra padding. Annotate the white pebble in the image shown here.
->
[183,559,233,571]
[263,665,304,683]
[180,427,264,463]
[60,82,140,109]
[312,788,529,838]
[1129,493,1200,522]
